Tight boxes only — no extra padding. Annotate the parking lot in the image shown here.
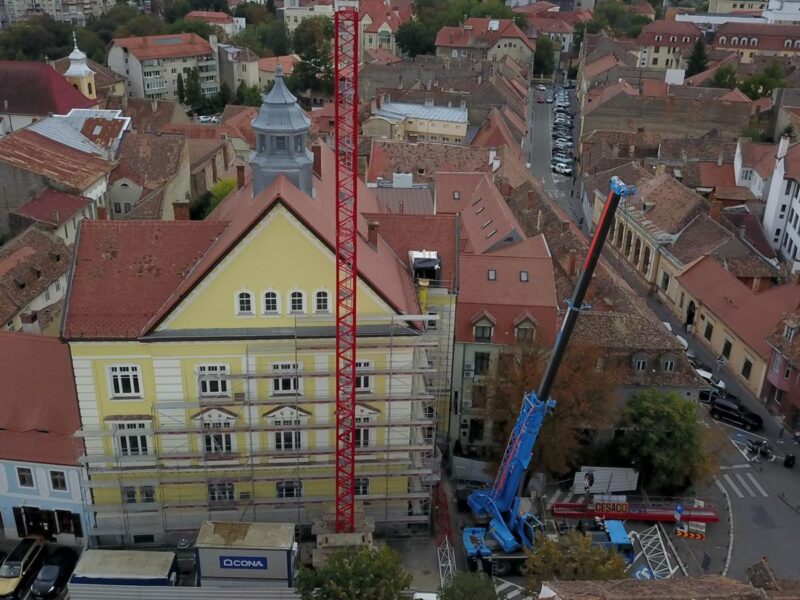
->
[0,539,76,600]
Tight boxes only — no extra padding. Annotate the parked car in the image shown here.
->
[709,396,762,431]
[552,152,572,163]
[0,537,46,599]
[536,84,547,91]
[30,548,77,599]
[695,368,726,392]
[546,95,554,103]
[552,161,573,175]
[555,138,574,148]
[537,95,545,103]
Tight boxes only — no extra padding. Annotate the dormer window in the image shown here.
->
[784,325,796,342]
[520,271,529,282]
[453,191,461,199]
[488,269,497,281]
[474,325,493,343]
[655,34,662,41]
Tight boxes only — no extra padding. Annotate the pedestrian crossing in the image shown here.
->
[716,471,769,499]
[495,578,533,600]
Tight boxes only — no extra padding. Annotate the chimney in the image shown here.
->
[368,221,379,246]
[19,311,39,334]
[536,207,543,230]
[568,250,578,278]
[173,202,190,220]
[236,163,246,189]
[561,220,570,233]
[499,178,511,197]
[312,145,322,179]
[151,99,158,113]
[399,200,405,214]
[779,135,790,161]
[612,143,619,158]
[717,151,724,167]
[710,199,722,221]
[739,224,747,240]
[97,206,107,220]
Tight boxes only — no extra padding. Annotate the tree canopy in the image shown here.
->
[525,531,627,592]
[686,38,708,77]
[711,64,738,89]
[533,35,556,77]
[287,16,334,95]
[585,0,653,38]
[441,572,497,600]
[294,545,412,600]
[486,342,623,476]
[609,389,720,492]
[741,60,785,99]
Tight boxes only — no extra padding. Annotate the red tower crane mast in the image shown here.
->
[333,6,359,534]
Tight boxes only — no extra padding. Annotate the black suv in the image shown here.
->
[709,396,762,431]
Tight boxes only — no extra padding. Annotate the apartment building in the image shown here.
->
[363,96,469,143]
[435,18,536,63]
[283,0,358,34]
[108,33,219,101]
[712,22,800,62]
[61,70,439,546]
[636,20,703,70]
[185,10,245,36]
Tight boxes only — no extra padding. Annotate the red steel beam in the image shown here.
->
[334,6,359,534]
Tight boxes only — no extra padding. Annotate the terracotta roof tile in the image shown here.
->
[113,33,214,61]
[471,107,522,157]
[12,190,90,228]
[697,161,737,188]
[220,106,258,148]
[680,257,800,359]
[582,53,620,81]
[113,131,188,192]
[714,22,800,52]
[637,19,702,48]
[0,333,82,465]
[739,139,776,178]
[512,1,558,15]
[0,227,71,324]
[123,187,166,220]
[435,18,536,53]
[0,129,113,191]
[360,0,412,33]
[372,188,434,214]
[104,97,187,133]
[0,61,94,116]
[364,48,404,65]
[367,140,492,184]
[658,131,738,163]
[258,54,301,75]
[163,120,255,149]
[767,310,800,368]
[186,10,233,23]
[628,173,705,235]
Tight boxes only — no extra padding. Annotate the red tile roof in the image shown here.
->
[361,213,459,286]
[512,1,558,15]
[163,121,255,149]
[0,333,82,465]
[112,131,188,192]
[0,227,71,324]
[364,47,404,65]
[186,9,233,23]
[113,33,214,61]
[528,17,573,34]
[456,236,558,345]
[64,144,418,340]
[0,129,114,191]
[471,107,522,158]
[539,9,593,25]
[12,189,90,228]
[697,161,737,188]
[637,20,702,48]
[367,140,492,184]
[0,61,95,116]
[258,54,300,75]
[739,139,776,178]
[714,22,800,52]
[220,106,258,148]
[360,0,412,33]
[680,257,800,359]
[435,18,536,53]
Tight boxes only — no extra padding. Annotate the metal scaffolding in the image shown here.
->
[76,313,448,544]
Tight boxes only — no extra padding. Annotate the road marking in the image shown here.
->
[496,581,513,592]
[723,474,744,498]
[719,464,751,470]
[735,472,755,497]
[547,488,563,509]
[506,590,523,599]
[746,472,768,497]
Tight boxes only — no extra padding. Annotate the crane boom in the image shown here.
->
[464,176,636,564]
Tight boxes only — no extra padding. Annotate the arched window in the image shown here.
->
[785,38,793,48]
[731,36,739,45]
[740,38,748,46]
[655,34,662,41]
[236,291,254,315]
[751,37,758,46]
[88,82,93,95]
[263,291,280,315]
[314,290,330,313]
[289,290,305,313]
[719,36,726,44]
[795,39,800,48]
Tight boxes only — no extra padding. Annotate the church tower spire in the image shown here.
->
[64,31,96,100]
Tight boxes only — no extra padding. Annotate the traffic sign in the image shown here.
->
[674,503,683,523]
[635,567,653,580]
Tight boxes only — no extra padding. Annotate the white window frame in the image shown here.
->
[263,289,281,315]
[355,360,374,393]
[140,485,156,503]
[208,482,235,502]
[314,290,331,314]
[235,289,255,315]
[270,362,303,396]
[267,407,309,451]
[203,420,234,455]
[634,358,647,371]
[276,479,303,498]
[663,359,676,372]
[49,470,67,492]
[288,290,306,314]
[108,365,142,398]
[122,486,137,503]
[17,467,34,488]
[113,420,152,457]
[198,364,230,396]
[355,409,377,448]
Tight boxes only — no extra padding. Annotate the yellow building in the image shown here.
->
[63,34,97,100]
[62,70,440,546]
[362,99,469,144]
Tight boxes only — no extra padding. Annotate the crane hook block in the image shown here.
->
[610,176,636,197]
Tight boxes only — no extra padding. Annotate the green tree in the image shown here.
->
[741,60,785,99]
[204,178,236,216]
[397,20,435,57]
[711,63,738,89]
[164,18,216,38]
[264,19,290,55]
[533,35,556,77]
[177,72,186,103]
[184,67,205,111]
[217,81,232,106]
[782,124,797,140]
[294,545,412,600]
[266,0,276,15]
[611,390,716,492]
[114,14,163,37]
[288,17,334,95]
[441,572,497,600]
[525,531,627,592]
[572,22,586,51]
[686,38,709,77]
[292,15,333,56]
[235,80,263,105]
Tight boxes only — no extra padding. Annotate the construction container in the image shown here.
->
[194,521,297,588]
[69,549,178,586]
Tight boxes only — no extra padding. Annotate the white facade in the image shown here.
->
[283,0,357,33]
[764,0,800,23]
[108,43,219,101]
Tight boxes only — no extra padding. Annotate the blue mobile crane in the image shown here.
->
[463,177,637,576]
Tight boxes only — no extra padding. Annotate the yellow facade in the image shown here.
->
[72,204,436,543]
